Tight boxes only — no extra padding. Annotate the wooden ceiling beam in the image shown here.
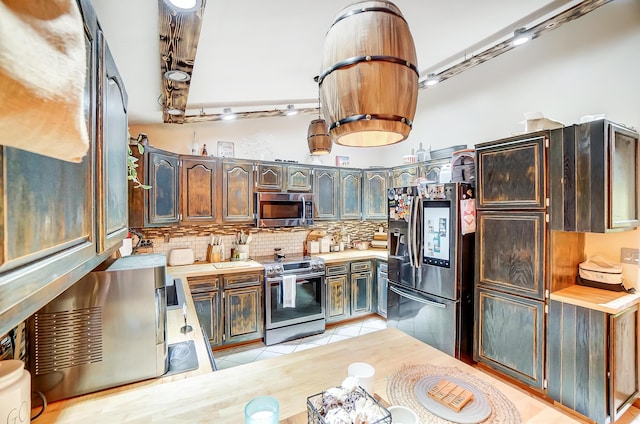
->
[158,0,207,124]
[183,107,319,124]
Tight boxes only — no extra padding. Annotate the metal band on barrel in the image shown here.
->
[331,6,407,27]
[317,55,419,85]
[328,113,413,131]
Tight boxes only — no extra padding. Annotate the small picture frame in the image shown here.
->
[217,141,234,158]
[335,155,350,167]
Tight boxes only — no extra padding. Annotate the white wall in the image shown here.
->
[130,1,640,286]
[131,1,640,168]
[408,0,640,148]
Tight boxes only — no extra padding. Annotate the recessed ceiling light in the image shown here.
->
[425,73,439,87]
[164,70,190,82]
[512,28,531,46]
[166,0,200,11]
[166,108,184,116]
[284,104,299,116]
[222,107,237,121]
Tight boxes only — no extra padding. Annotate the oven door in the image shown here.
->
[265,272,325,330]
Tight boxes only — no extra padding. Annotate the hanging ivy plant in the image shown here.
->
[128,133,151,190]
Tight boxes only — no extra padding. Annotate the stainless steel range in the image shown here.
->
[258,253,325,346]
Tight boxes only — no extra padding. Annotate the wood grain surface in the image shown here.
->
[550,285,640,314]
[36,328,582,423]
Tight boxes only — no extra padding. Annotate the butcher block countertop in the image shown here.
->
[36,328,580,424]
[165,249,389,277]
[167,259,264,278]
[316,248,388,263]
[550,285,640,314]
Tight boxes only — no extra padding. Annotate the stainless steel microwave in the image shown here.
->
[255,192,313,227]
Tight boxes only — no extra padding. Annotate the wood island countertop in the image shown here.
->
[36,328,580,424]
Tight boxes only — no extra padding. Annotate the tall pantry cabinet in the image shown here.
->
[473,130,582,390]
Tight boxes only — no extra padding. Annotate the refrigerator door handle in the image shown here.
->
[407,197,414,268]
[412,195,421,268]
[389,285,447,309]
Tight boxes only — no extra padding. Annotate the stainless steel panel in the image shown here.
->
[386,282,459,357]
[29,254,168,403]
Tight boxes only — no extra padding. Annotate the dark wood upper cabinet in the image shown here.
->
[340,169,362,220]
[313,167,340,220]
[286,165,312,192]
[363,170,388,220]
[476,210,546,300]
[255,163,283,191]
[476,135,547,209]
[147,149,180,226]
[0,0,124,336]
[420,158,451,183]
[222,160,254,222]
[97,38,129,252]
[391,164,419,188]
[549,120,639,232]
[180,157,218,223]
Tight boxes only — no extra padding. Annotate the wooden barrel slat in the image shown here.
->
[320,0,418,147]
[307,119,332,155]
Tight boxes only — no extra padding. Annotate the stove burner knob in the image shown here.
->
[312,262,320,270]
[275,265,284,274]
[266,266,274,275]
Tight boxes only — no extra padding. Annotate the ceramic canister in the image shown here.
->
[0,360,31,424]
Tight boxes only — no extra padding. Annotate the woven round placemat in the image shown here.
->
[387,364,522,424]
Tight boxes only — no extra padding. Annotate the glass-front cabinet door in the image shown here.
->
[610,123,639,229]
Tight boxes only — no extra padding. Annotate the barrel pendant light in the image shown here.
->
[318,1,419,147]
[307,86,332,155]
[307,118,332,155]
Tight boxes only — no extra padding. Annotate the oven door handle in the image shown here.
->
[389,285,447,309]
[266,272,325,283]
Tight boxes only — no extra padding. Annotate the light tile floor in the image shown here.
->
[214,315,387,370]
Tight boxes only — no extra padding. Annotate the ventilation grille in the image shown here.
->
[33,307,103,375]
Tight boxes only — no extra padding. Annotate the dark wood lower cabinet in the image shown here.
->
[224,286,263,344]
[350,261,372,317]
[547,300,639,424]
[193,289,221,347]
[189,272,263,348]
[326,261,374,323]
[474,287,544,389]
[326,274,349,323]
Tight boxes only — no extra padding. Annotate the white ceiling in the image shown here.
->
[91,0,580,124]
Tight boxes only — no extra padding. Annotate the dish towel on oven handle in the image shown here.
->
[282,275,296,308]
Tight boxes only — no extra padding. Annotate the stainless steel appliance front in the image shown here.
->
[255,192,314,227]
[28,254,168,402]
[386,183,475,362]
[261,255,325,345]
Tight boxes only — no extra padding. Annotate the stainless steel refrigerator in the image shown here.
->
[386,182,475,362]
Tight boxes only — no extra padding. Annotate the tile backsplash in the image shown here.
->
[133,221,386,261]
